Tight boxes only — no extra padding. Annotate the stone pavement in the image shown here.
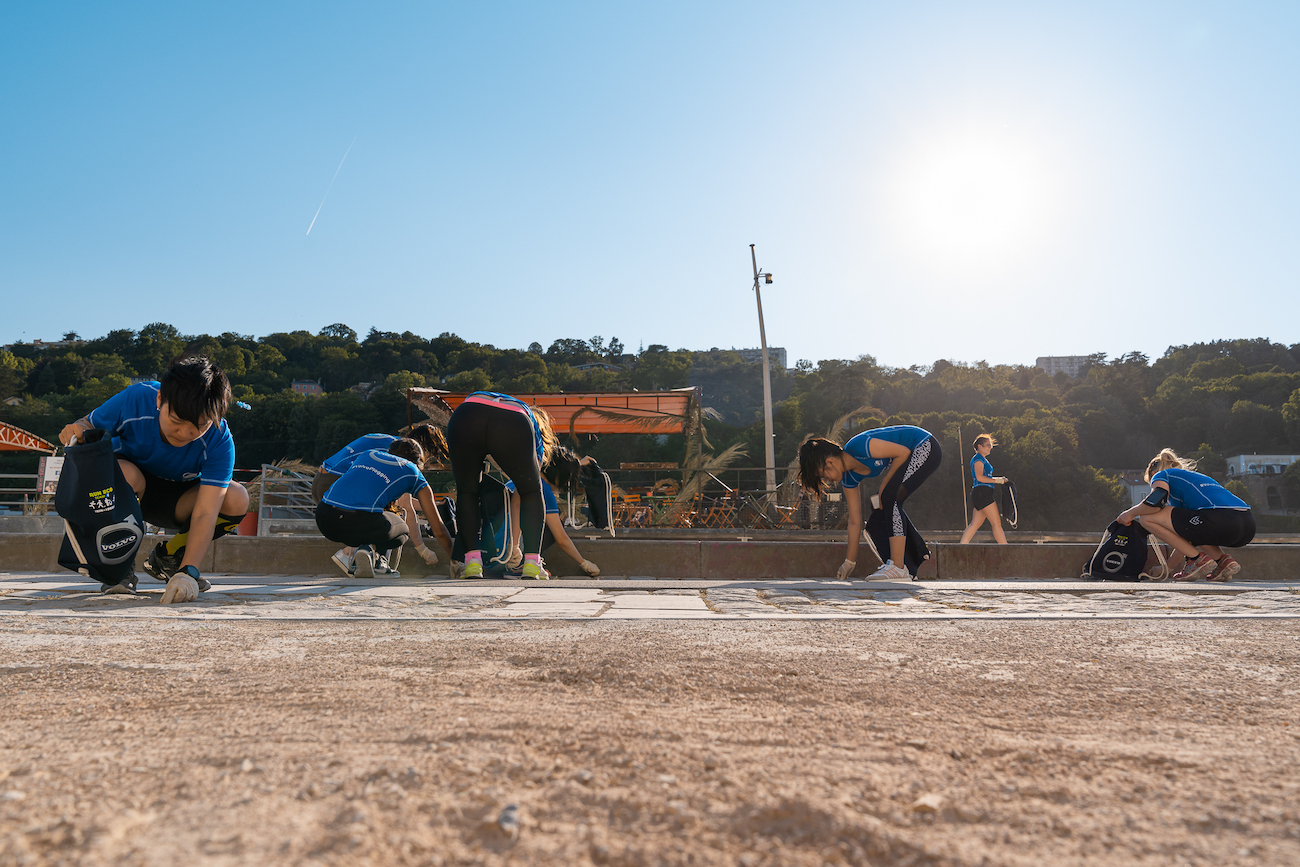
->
[2,571,1299,621]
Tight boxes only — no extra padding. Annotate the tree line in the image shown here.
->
[4,326,1300,531]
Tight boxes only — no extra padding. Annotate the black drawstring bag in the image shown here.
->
[579,459,615,535]
[1001,480,1019,529]
[450,475,513,576]
[863,504,931,577]
[1081,520,1167,581]
[56,429,144,588]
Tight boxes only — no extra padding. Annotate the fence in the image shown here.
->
[0,474,46,515]
[253,464,318,535]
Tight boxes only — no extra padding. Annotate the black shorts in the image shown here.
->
[139,470,202,530]
[971,485,996,511]
[315,503,409,553]
[1171,508,1255,548]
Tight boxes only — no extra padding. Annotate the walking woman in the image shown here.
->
[798,424,942,581]
[959,434,1010,544]
[445,391,579,580]
[1117,448,1254,581]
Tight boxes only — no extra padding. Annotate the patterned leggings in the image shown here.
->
[880,437,942,536]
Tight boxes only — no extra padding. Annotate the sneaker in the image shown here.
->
[353,547,375,579]
[1172,554,1216,582]
[1208,555,1241,582]
[101,575,139,595]
[461,560,483,579]
[332,548,354,577]
[867,560,909,581]
[142,542,182,582]
[521,559,551,580]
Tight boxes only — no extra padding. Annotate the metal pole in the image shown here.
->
[750,244,776,493]
[958,423,968,523]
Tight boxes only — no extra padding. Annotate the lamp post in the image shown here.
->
[749,244,776,494]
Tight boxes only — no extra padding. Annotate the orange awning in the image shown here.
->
[407,388,699,436]
[0,421,57,454]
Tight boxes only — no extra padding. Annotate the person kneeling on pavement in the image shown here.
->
[315,438,453,577]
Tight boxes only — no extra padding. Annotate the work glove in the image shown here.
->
[835,559,856,581]
[449,560,465,580]
[415,545,439,566]
[506,545,524,569]
[160,573,199,605]
[579,559,600,578]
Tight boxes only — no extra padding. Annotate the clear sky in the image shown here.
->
[3,2,1298,369]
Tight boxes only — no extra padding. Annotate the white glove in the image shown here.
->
[506,546,523,569]
[160,573,199,605]
[836,559,856,580]
[415,545,439,566]
[449,560,464,580]
[579,559,600,577]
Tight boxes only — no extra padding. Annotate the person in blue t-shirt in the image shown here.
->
[314,439,453,578]
[1118,448,1254,581]
[798,425,942,581]
[59,355,248,602]
[501,459,601,579]
[311,424,448,503]
[959,434,1010,544]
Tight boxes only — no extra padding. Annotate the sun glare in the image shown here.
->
[889,128,1060,273]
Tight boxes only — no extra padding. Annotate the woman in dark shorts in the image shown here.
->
[959,433,1009,544]
[1117,448,1255,581]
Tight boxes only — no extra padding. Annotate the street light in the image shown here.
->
[749,244,776,494]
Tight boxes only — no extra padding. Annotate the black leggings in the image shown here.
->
[881,437,942,537]
[315,503,409,553]
[446,401,545,555]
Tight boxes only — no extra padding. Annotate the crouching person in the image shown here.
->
[1118,448,1254,581]
[59,355,247,604]
[314,438,453,577]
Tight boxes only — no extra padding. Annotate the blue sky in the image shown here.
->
[3,2,1297,369]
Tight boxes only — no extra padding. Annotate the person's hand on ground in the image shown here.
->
[506,546,523,569]
[836,559,856,580]
[449,560,465,580]
[415,545,438,566]
[580,559,600,577]
[160,573,199,604]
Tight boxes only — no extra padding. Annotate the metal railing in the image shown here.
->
[0,474,49,515]
[254,464,318,535]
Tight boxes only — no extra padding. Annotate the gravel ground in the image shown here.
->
[2,619,1299,866]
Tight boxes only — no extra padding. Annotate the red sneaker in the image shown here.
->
[1208,556,1240,581]
[1172,554,1216,582]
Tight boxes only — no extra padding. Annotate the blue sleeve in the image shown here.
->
[87,386,137,435]
[200,423,235,488]
[542,482,559,514]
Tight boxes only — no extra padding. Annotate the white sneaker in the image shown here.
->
[332,548,353,576]
[868,560,910,581]
[353,548,374,579]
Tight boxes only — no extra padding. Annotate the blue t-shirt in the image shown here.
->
[971,454,995,488]
[505,479,560,514]
[840,425,932,490]
[322,434,399,475]
[321,449,430,512]
[466,391,544,462]
[1152,468,1248,510]
[88,381,235,488]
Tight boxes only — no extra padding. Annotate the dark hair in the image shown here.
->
[542,445,583,495]
[409,424,448,463]
[159,355,231,426]
[797,435,844,497]
[387,438,424,466]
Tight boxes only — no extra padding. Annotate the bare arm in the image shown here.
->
[416,488,454,556]
[544,512,586,563]
[869,440,912,500]
[59,416,94,446]
[1118,482,1169,526]
[180,485,226,571]
[844,487,862,564]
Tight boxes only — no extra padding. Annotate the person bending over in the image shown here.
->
[314,438,453,578]
[503,453,600,579]
[1118,448,1254,581]
[314,424,448,573]
[959,434,1010,544]
[798,424,942,581]
[446,392,570,580]
[60,355,247,604]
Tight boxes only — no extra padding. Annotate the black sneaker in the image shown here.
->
[143,542,182,582]
[101,575,139,595]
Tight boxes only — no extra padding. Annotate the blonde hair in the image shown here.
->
[1145,448,1197,483]
[532,407,559,464]
[973,434,997,450]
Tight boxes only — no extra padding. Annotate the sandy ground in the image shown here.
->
[2,618,1299,867]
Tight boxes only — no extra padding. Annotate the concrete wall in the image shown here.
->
[3,534,1297,581]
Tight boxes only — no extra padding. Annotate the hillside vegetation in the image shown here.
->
[5,326,1300,531]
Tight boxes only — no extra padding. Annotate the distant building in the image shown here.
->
[1035,356,1092,378]
[2,397,22,407]
[2,338,84,353]
[291,379,323,397]
[1224,454,1300,477]
[573,361,624,373]
[736,347,787,369]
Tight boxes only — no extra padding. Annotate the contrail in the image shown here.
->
[306,134,357,236]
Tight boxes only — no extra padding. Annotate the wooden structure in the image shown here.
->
[405,388,701,438]
[0,421,56,454]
